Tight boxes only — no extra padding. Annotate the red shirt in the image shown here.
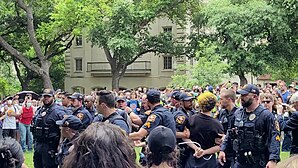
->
[20,106,34,125]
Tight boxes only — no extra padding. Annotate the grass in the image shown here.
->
[24,150,290,168]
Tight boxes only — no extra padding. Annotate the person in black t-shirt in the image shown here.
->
[185,92,224,168]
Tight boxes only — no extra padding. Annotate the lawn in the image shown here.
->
[24,151,291,168]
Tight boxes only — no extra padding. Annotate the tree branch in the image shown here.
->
[16,0,44,61]
[126,49,157,66]
[46,35,75,60]
[104,47,116,69]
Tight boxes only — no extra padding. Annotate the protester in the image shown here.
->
[62,122,139,168]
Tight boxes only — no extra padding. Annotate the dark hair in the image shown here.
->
[146,147,179,168]
[0,137,24,168]
[96,90,115,108]
[62,122,139,168]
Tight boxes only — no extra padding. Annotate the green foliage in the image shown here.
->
[0,62,21,97]
[170,41,228,88]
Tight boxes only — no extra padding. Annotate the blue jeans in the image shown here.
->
[19,123,33,151]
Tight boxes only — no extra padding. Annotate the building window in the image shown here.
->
[163,56,173,70]
[72,86,85,94]
[75,58,83,71]
[75,35,82,46]
[163,26,172,33]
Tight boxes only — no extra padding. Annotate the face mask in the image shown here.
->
[26,103,32,107]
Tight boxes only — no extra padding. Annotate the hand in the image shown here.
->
[183,128,190,139]
[193,148,204,158]
[218,151,226,166]
[215,133,225,145]
[266,160,277,168]
[276,105,283,115]
[133,140,146,147]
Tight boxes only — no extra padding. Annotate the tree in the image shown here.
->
[195,0,290,85]
[0,0,108,89]
[170,41,228,88]
[86,0,192,90]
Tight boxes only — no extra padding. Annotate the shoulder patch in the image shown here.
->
[144,121,151,129]
[148,114,157,122]
[76,113,84,121]
[276,135,280,141]
[176,115,186,124]
[144,110,151,116]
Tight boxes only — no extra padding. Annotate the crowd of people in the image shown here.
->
[0,80,298,168]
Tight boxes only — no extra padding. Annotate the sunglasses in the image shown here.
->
[262,100,271,104]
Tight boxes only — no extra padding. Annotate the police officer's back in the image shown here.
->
[32,89,67,168]
[129,89,176,141]
[218,84,280,168]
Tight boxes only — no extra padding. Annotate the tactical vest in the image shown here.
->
[233,107,267,165]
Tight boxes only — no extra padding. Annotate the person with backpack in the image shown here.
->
[95,90,130,134]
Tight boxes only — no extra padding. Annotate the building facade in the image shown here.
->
[64,18,188,94]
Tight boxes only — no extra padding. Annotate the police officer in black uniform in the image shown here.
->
[32,89,67,168]
[218,89,238,168]
[129,89,176,140]
[174,92,196,168]
[278,91,298,155]
[167,90,182,113]
[95,90,130,134]
[69,93,93,129]
[218,84,280,168]
[56,115,83,167]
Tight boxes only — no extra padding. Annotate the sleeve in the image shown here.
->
[174,113,187,132]
[141,114,162,133]
[266,113,281,161]
[279,112,298,131]
[220,130,231,151]
[114,120,130,134]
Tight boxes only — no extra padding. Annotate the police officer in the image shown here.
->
[84,95,97,118]
[278,91,298,155]
[61,92,72,114]
[95,90,130,134]
[129,89,176,140]
[218,89,238,168]
[56,115,83,167]
[218,84,280,168]
[32,89,67,168]
[166,90,181,113]
[69,93,93,129]
[174,92,196,168]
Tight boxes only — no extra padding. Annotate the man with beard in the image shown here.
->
[218,84,280,168]
[84,95,97,118]
[32,89,67,168]
[69,93,92,129]
[218,89,238,168]
[174,92,196,168]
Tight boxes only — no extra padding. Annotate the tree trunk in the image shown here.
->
[239,72,248,86]
[111,71,120,91]
[40,60,53,90]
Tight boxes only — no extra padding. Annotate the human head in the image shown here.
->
[62,122,138,168]
[260,93,274,112]
[290,92,298,111]
[25,100,32,109]
[61,92,72,107]
[96,90,115,114]
[116,96,127,110]
[56,115,83,138]
[278,81,287,92]
[146,89,161,108]
[0,137,24,168]
[147,126,178,167]
[220,89,236,109]
[179,92,194,110]
[170,91,181,106]
[69,93,84,108]
[237,84,260,108]
[197,92,217,113]
[84,95,95,109]
[232,82,239,92]
[42,89,55,106]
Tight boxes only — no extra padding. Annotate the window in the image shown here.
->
[75,58,83,71]
[163,56,173,70]
[163,27,172,33]
[75,35,82,46]
[72,86,85,94]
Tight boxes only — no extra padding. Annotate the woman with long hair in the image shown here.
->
[62,122,139,168]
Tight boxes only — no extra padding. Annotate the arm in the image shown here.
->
[129,112,143,126]
[129,127,148,141]
[267,113,280,162]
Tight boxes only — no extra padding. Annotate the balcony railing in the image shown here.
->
[87,61,151,76]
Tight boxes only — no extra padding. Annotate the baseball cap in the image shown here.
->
[146,89,160,102]
[42,89,54,97]
[179,92,194,101]
[69,92,84,100]
[171,91,181,101]
[237,84,260,95]
[56,115,83,130]
[116,96,126,102]
[147,126,176,154]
